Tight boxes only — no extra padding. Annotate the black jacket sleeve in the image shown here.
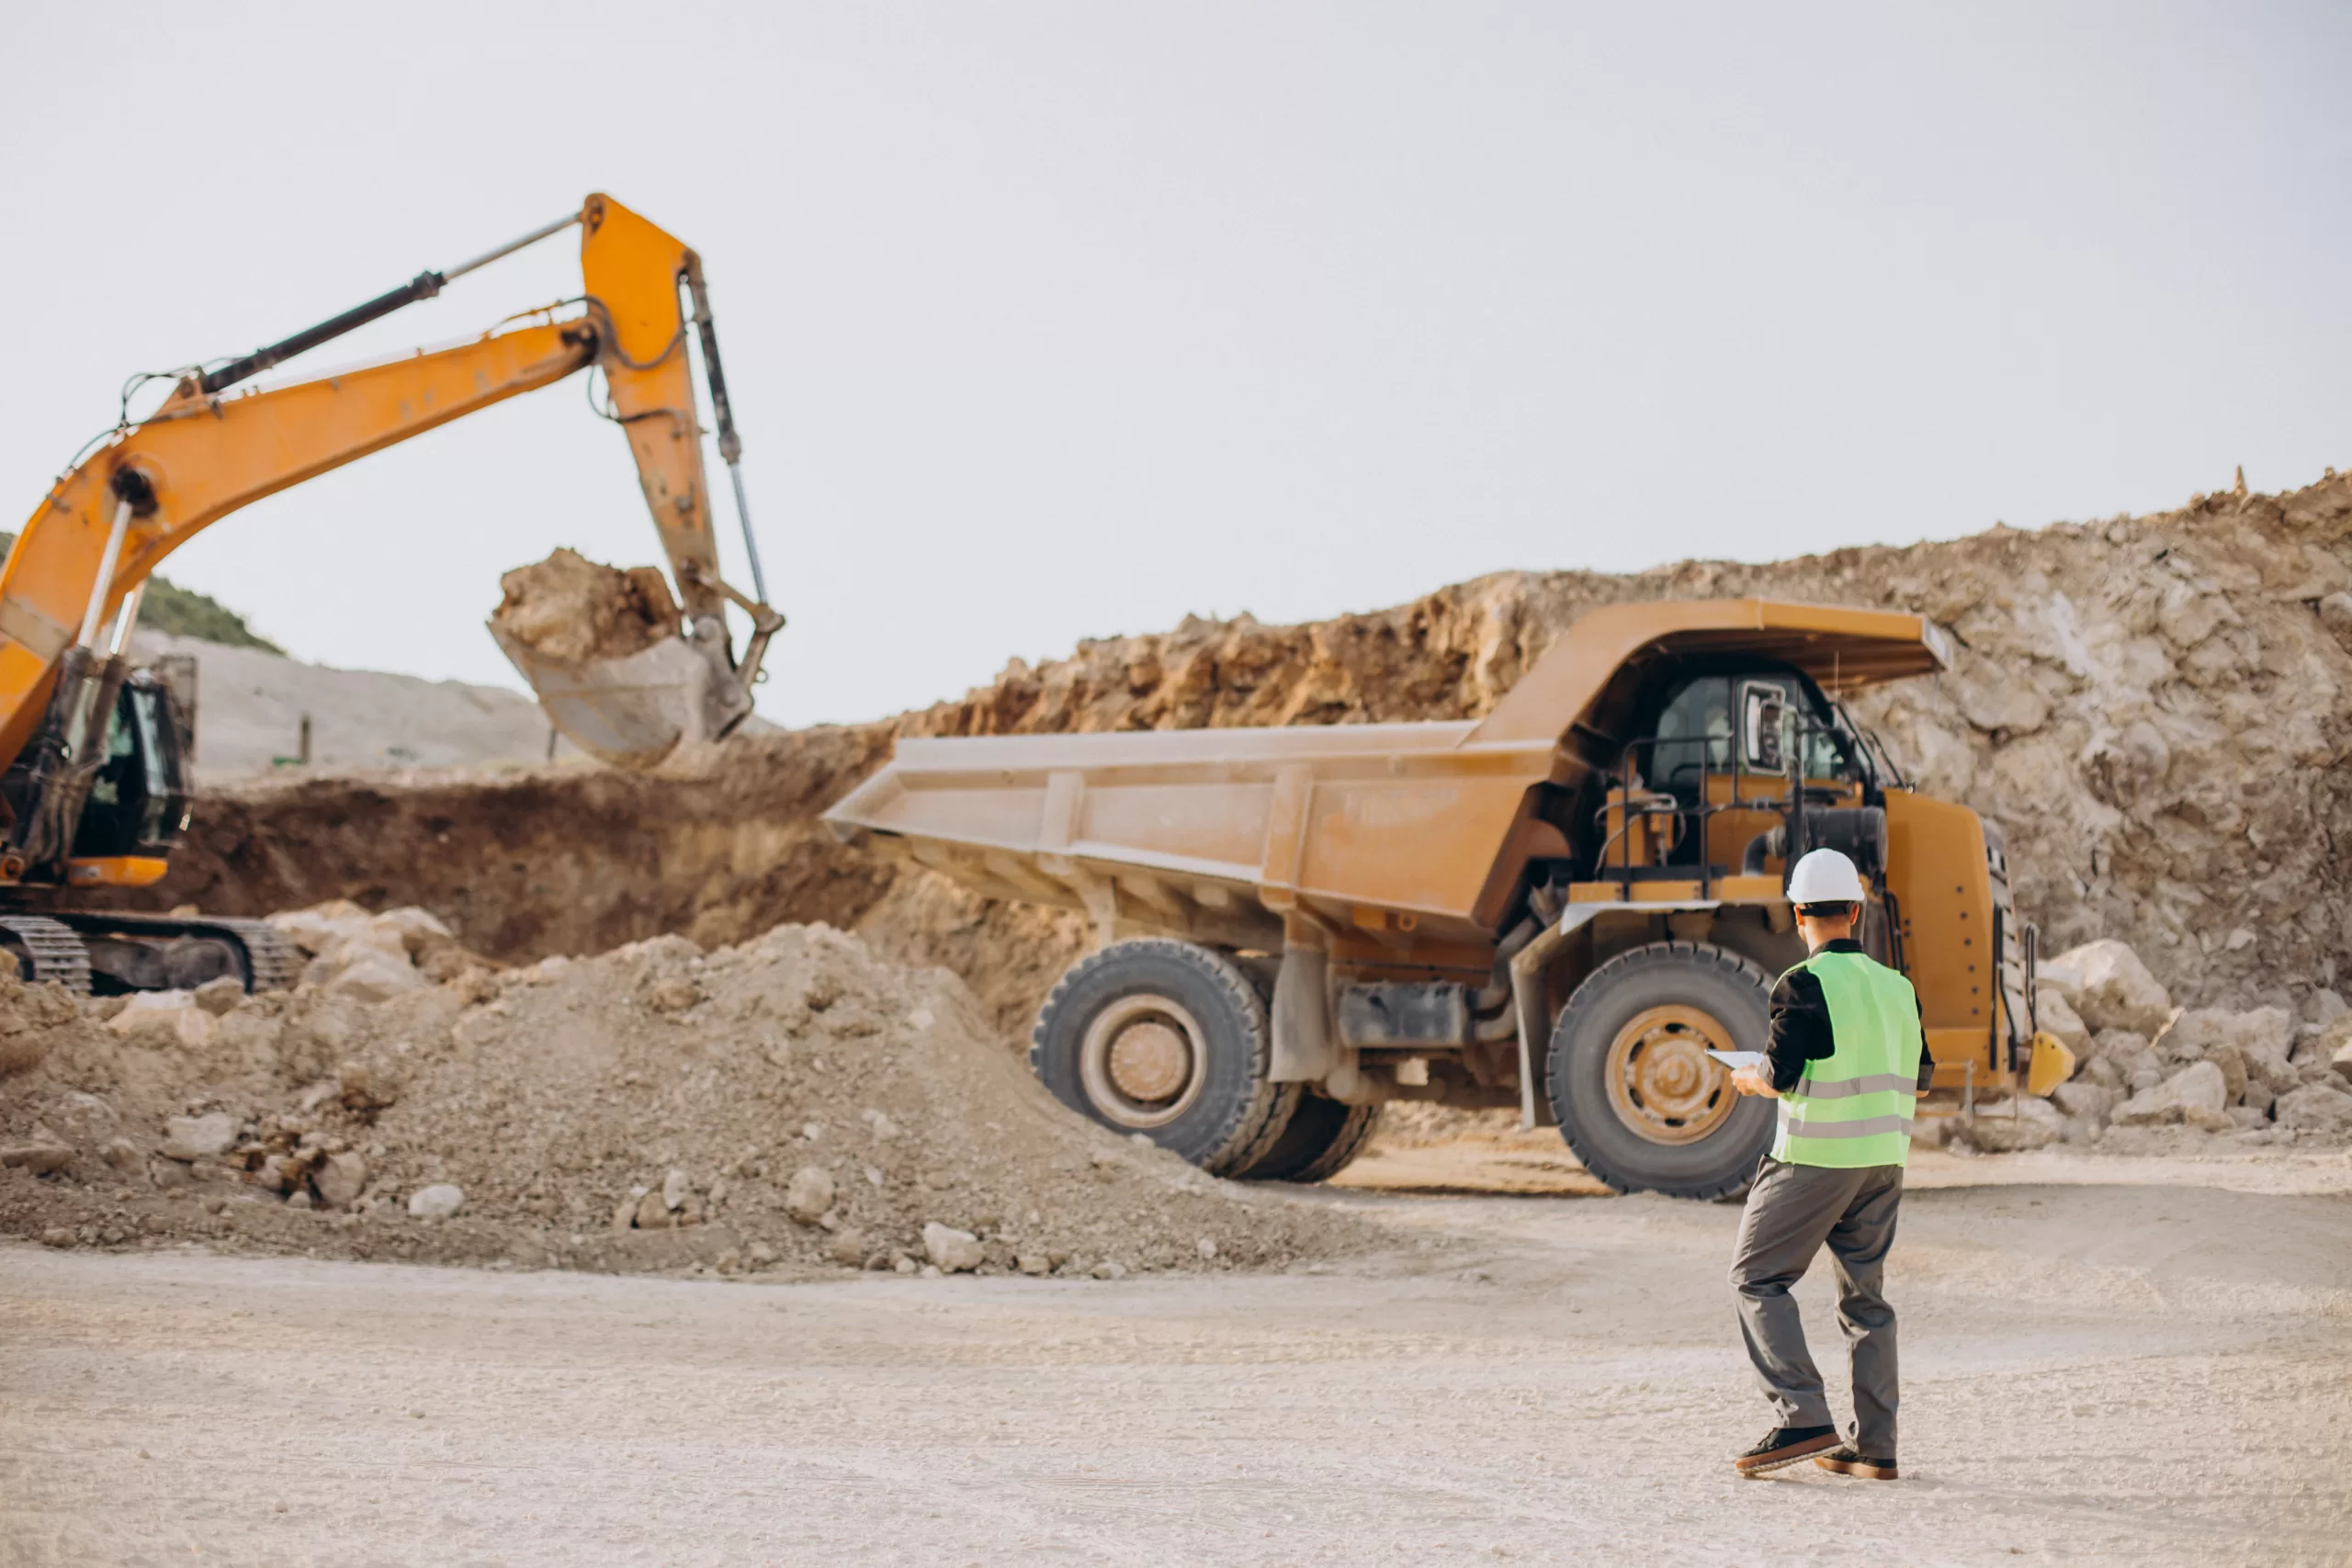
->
[1915,996,1935,1092]
[1763,969,1836,1093]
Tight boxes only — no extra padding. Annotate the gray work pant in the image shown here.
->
[1728,1156,1905,1457]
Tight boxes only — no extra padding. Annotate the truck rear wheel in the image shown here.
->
[1235,1093,1381,1183]
[1031,939,1300,1177]
[1545,941,1777,1199]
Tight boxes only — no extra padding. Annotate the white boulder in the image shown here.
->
[267,900,375,956]
[785,1166,836,1224]
[406,1183,465,1220]
[922,1222,984,1273]
[2052,940,2173,1036]
[326,953,429,1004]
[109,992,216,1048]
[2051,1080,2120,1123]
[2166,1007,2294,1094]
[1958,1095,2064,1153]
[2110,1060,2230,1131]
[2275,1082,2352,1134]
[158,1111,238,1161]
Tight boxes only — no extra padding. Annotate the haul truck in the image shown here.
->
[824,598,2072,1198]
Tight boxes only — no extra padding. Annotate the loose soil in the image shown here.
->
[491,547,681,666]
[0,926,1374,1279]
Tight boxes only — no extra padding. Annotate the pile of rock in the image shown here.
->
[1964,938,2352,1153]
[267,900,492,1000]
[1,904,1371,1277]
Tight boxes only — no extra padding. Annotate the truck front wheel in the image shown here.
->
[1545,941,1777,1199]
[1031,939,1300,1177]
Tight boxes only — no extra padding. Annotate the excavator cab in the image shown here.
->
[70,671,192,864]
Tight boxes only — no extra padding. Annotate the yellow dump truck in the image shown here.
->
[825,598,2068,1197]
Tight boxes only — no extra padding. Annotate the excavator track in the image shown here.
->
[202,918,306,992]
[51,911,303,994]
[0,916,93,994]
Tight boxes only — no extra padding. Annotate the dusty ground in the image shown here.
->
[6,1148,2346,1567]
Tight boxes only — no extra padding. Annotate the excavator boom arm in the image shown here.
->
[0,317,594,768]
[0,193,764,791]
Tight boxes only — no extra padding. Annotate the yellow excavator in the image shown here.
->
[1,194,779,993]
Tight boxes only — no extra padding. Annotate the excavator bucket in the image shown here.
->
[491,625,750,771]
[487,549,762,772]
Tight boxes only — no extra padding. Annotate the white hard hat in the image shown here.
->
[1786,847,1867,906]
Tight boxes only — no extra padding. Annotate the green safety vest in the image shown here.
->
[1770,949,1924,1168]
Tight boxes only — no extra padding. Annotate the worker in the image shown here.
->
[1724,847,1932,1481]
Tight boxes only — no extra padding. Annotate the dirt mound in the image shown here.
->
[107,470,2352,1034]
[0,913,1371,1277]
[491,548,680,666]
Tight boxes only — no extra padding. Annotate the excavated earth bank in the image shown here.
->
[106,470,2352,1031]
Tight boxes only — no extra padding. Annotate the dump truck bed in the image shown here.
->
[823,598,1948,951]
[825,719,1552,948]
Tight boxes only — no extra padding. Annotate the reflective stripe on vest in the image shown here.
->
[1770,950,1923,1169]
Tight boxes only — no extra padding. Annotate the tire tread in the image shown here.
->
[1546,940,1777,1201]
[1031,938,1298,1177]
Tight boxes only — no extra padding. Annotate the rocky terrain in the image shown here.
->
[1944,935,2352,1156]
[7,473,2352,1277]
[82,469,2352,1046]
[0,903,1371,1277]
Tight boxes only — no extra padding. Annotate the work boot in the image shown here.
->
[1813,1445,1900,1481]
[1733,1424,1839,1475]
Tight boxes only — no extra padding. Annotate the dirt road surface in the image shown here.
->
[5,1155,2348,1566]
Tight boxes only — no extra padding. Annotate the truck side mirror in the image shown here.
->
[1739,682,1786,774]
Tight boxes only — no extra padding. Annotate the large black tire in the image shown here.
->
[1031,939,1301,1177]
[1235,1093,1382,1183]
[1545,941,1777,1200]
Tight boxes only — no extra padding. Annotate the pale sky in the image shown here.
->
[5,3,2347,728]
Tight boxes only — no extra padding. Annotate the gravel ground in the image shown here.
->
[3,1156,2347,1566]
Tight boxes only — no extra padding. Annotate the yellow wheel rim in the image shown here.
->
[1604,1004,1739,1145]
[1079,993,1206,1130]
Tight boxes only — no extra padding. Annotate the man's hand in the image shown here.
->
[1730,1066,1779,1100]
